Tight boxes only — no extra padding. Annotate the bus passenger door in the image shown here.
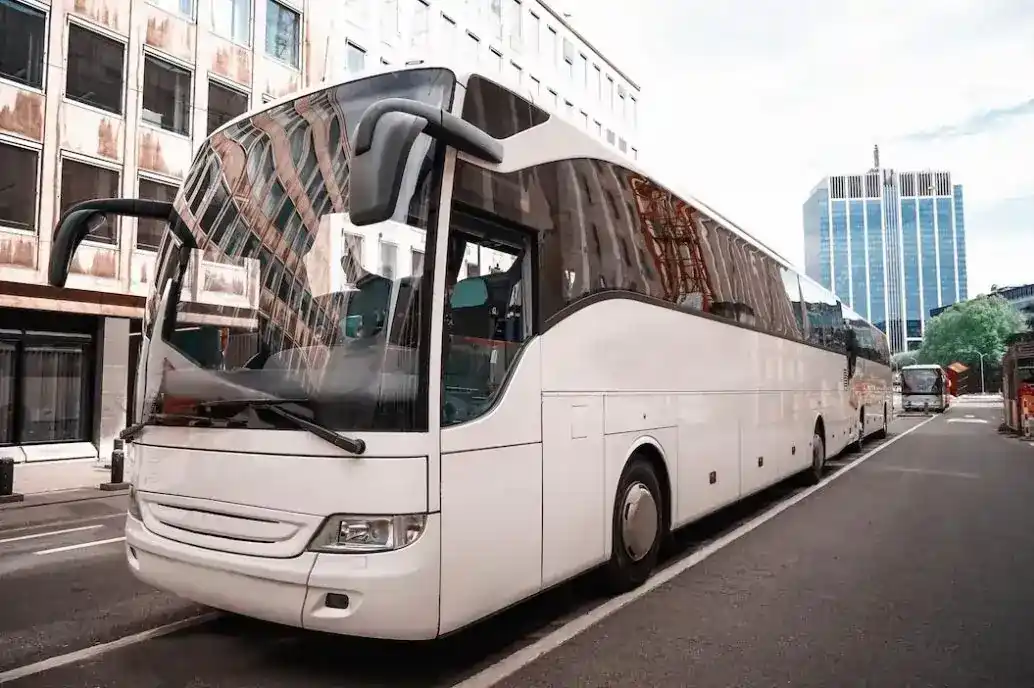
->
[437,226,543,635]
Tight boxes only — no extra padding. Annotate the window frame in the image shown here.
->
[206,73,251,136]
[64,19,128,117]
[0,0,49,93]
[210,0,254,47]
[0,136,42,235]
[263,0,302,69]
[141,50,195,138]
[135,173,180,251]
[59,153,123,246]
[146,0,197,22]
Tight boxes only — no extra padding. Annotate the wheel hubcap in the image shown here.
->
[621,482,658,562]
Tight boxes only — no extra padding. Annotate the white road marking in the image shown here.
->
[947,418,989,424]
[35,536,126,556]
[0,524,103,545]
[452,415,938,688]
[867,466,979,479]
[0,613,221,684]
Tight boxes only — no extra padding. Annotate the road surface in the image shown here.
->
[1,399,1031,687]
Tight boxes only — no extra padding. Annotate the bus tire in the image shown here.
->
[874,404,889,439]
[602,457,663,594]
[848,408,865,452]
[802,427,826,486]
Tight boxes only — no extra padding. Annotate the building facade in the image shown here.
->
[0,0,639,466]
[930,283,1034,329]
[803,154,968,353]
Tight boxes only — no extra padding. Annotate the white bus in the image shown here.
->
[900,364,950,413]
[47,66,892,641]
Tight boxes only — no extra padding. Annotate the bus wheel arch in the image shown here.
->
[602,441,670,594]
[802,416,826,486]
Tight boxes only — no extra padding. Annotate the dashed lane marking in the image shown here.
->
[35,536,126,556]
[0,525,104,545]
[0,613,221,684]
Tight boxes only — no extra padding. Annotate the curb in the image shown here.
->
[0,488,125,512]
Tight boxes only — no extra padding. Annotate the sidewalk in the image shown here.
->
[1,459,122,513]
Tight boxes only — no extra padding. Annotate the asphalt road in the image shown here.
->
[2,399,1032,687]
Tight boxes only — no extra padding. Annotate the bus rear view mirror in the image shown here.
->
[48,198,193,288]
[349,98,504,226]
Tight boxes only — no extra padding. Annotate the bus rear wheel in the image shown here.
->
[874,405,889,439]
[802,429,826,486]
[602,457,663,594]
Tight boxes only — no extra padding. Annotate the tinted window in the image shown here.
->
[780,268,806,336]
[461,75,549,139]
[452,157,802,341]
[799,278,847,353]
[0,0,46,89]
[137,178,177,250]
[66,25,124,115]
[60,159,120,243]
[142,55,192,136]
[0,142,39,232]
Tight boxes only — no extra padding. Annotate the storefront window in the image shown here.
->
[0,312,95,446]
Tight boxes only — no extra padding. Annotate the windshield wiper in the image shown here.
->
[119,413,248,441]
[199,399,367,456]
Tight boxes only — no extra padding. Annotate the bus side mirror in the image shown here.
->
[48,198,190,288]
[349,98,503,227]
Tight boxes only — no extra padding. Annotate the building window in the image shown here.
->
[381,0,400,37]
[0,323,95,447]
[410,0,429,49]
[411,249,423,276]
[265,0,300,68]
[136,178,177,250]
[142,55,192,136]
[506,60,521,85]
[606,75,614,109]
[618,137,626,153]
[594,120,601,137]
[65,24,125,115]
[464,32,479,64]
[345,0,369,26]
[547,88,558,110]
[60,159,120,244]
[528,75,539,96]
[506,0,521,44]
[0,1,46,89]
[631,146,638,160]
[379,241,397,280]
[564,100,573,118]
[346,41,365,72]
[490,48,503,73]
[207,79,249,135]
[211,0,252,45]
[546,26,557,61]
[580,111,588,130]
[629,96,637,126]
[593,64,601,101]
[606,128,614,144]
[149,0,195,20]
[0,142,39,232]
[527,12,539,53]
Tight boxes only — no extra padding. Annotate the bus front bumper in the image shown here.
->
[124,513,442,640]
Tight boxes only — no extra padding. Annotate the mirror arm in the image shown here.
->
[354,97,503,164]
[49,199,195,288]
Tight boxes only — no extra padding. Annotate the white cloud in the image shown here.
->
[561,0,1034,294]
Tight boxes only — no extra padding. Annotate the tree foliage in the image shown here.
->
[918,296,1026,367]
[891,351,919,370]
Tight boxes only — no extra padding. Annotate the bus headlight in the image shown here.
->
[309,514,427,553]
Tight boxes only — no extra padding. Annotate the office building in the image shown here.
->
[803,149,968,353]
[930,283,1034,330]
[0,0,638,465]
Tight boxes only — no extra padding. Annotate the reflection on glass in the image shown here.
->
[141,69,456,434]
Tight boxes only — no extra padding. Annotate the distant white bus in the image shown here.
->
[47,65,892,641]
[900,364,950,412]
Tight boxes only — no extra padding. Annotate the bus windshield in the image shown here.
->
[901,368,942,395]
[139,68,455,435]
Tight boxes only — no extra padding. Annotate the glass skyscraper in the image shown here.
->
[803,153,968,353]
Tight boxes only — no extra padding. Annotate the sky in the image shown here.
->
[559,0,1033,296]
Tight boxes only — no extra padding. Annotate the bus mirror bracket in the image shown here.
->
[349,97,503,226]
[49,198,193,288]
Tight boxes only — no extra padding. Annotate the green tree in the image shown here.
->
[918,296,1026,367]
[891,351,919,370]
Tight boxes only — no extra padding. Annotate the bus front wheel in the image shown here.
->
[602,457,663,594]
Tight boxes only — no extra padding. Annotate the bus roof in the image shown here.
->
[902,364,942,370]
